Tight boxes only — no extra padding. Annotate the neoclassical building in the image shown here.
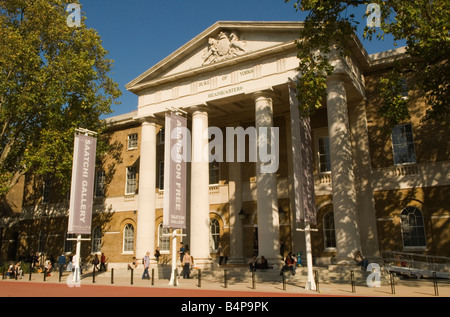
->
[1,21,449,268]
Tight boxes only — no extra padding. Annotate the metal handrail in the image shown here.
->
[382,251,450,274]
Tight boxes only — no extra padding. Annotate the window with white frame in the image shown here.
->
[126,166,137,195]
[92,226,102,253]
[209,218,220,251]
[123,224,134,253]
[401,206,426,248]
[95,170,106,197]
[323,210,336,249]
[318,137,331,173]
[158,223,170,252]
[127,133,138,150]
[392,124,416,165]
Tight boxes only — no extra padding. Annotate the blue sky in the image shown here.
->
[80,0,400,117]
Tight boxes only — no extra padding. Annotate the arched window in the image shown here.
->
[92,226,102,253]
[209,218,220,252]
[158,223,170,252]
[401,206,426,248]
[323,210,336,250]
[123,224,134,253]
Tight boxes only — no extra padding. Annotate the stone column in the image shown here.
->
[227,159,244,264]
[349,99,380,259]
[136,118,159,263]
[326,76,361,262]
[190,107,212,267]
[253,91,282,264]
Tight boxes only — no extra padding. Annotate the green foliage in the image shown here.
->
[378,72,409,126]
[0,0,121,196]
[285,0,449,123]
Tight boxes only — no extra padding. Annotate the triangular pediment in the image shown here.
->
[126,21,304,93]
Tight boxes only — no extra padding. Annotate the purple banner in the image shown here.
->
[163,112,187,229]
[289,85,317,224]
[68,134,97,234]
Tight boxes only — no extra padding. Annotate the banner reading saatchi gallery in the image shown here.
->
[68,133,97,235]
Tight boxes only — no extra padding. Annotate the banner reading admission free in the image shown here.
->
[68,133,97,234]
[163,112,187,229]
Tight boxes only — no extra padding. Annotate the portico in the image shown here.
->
[126,21,379,268]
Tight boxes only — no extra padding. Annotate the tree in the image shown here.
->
[0,0,121,200]
[285,0,449,123]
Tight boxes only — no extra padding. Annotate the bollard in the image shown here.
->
[224,269,228,288]
[314,270,320,293]
[92,265,96,284]
[350,270,355,293]
[111,268,114,284]
[433,272,439,296]
[151,268,154,286]
[130,268,134,285]
[252,270,256,289]
[282,272,286,291]
[197,269,202,288]
[29,267,32,281]
[43,268,47,282]
[390,272,395,294]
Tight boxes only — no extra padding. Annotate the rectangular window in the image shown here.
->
[209,161,220,185]
[127,133,138,150]
[126,166,137,195]
[42,178,51,203]
[392,124,416,165]
[158,224,170,252]
[95,170,106,197]
[159,161,164,190]
[159,128,165,144]
[318,137,331,173]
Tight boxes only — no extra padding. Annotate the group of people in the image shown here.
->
[280,252,297,276]
[6,262,23,279]
[91,253,107,271]
[248,255,270,271]
[132,242,193,280]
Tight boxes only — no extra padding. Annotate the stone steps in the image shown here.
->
[102,263,393,286]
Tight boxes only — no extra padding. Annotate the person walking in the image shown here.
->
[181,251,193,279]
[142,252,150,280]
[100,253,107,271]
[154,247,160,263]
[92,254,100,271]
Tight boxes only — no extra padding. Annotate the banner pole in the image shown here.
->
[169,229,178,286]
[69,128,97,284]
[74,235,81,283]
[304,223,316,290]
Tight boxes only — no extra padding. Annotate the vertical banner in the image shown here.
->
[163,112,187,229]
[68,133,97,234]
[289,85,317,224]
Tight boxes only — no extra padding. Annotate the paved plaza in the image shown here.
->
[1,267,448,298]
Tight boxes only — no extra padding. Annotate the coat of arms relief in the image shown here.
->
[202,31,246,65]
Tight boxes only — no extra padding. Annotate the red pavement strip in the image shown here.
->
[0,280,331,298]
